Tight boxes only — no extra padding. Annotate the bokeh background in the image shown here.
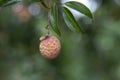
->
[0,0,120,80]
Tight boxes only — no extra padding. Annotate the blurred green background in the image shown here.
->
[0,0,120,80]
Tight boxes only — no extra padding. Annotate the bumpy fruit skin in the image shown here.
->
[39,36,61,59]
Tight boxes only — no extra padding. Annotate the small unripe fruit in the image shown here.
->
[39,36,61,59]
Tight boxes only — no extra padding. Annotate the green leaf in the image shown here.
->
[63,7,84,33]
[65,1,93,19]
[50,3,61,36]
[2,1,20,7]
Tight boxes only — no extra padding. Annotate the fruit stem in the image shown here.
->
[45,23,50,36]
[45,0,51,36]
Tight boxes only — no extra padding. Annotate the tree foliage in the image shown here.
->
[0,0,93,36]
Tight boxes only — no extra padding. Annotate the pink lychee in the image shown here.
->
[39,36,61,59]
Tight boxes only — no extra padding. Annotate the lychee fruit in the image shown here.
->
[39,36,61,59]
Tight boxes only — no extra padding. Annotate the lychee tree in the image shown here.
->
[0,0,93,59]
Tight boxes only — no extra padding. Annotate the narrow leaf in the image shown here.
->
[50,4,61,36]
[65,1,93,19]
[2,1,20,7]
[63,7,83,33]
